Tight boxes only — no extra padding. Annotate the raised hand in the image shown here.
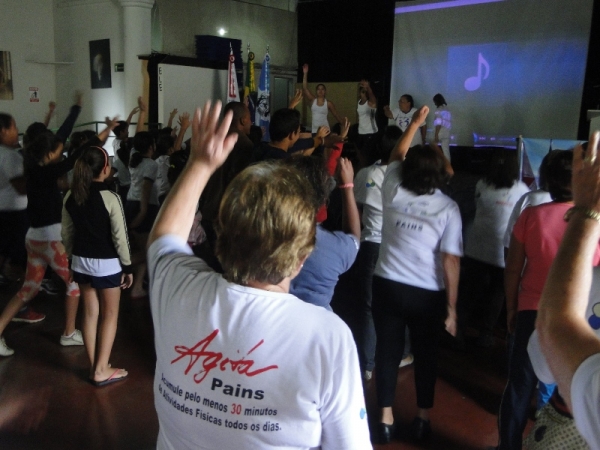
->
[411,105,429,127]
[572,132,600,212]
[316,126,330,139]
[289,89,303,109]
[336,157,354,186]
[303,64,309,74]
[340,117,350,140]
[178,112,191,130]
[190,101,238,173]
[105,116,119,129]
[74,91,83,106]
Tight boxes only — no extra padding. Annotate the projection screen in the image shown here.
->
[391,0,594,146]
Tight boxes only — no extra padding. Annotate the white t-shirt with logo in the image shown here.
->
[0,145,27,211]
[354,161,386,243]
[465,179,530,267]
[374,161,463,290]
[388,107,425,147]
[148,235,371,450]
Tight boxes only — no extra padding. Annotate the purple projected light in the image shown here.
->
[395,0,504,14]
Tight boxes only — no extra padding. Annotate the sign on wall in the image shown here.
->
[29,87,39,102]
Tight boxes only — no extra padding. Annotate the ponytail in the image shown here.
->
[71,146,108,205]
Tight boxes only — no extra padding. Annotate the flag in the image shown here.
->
[227,44,240,103]
[244,49,257,124]
[256,51,270,141]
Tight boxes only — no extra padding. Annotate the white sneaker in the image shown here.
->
[60,329,84,346]
[399,353,414,368]
[0,337,14,356]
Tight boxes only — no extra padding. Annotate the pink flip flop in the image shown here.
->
[90,369,128,387]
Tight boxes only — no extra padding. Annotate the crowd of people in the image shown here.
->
[0,74,599,450]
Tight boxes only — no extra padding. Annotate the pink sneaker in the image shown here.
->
[12,308,46,324]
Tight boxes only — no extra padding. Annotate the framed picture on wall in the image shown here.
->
[0,51,14,100]
[89,39,111,89]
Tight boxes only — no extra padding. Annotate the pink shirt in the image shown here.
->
[513,202,600,311]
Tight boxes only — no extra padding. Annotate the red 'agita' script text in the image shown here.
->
[171,329,278,384]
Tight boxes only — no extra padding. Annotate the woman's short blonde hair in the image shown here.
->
[215,161,316,285]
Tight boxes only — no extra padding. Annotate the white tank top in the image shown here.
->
[311,99,329,133]
[357,101,378,135]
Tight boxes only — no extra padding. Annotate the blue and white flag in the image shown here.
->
[256,51,270,141]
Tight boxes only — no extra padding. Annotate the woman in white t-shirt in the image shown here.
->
[147,101,371,450]
[384,94,427,148]
[459,150,530,347]
[302,64,344,134]
[356,80,378,153]
[433,93,451,162]
[372,106,462,444]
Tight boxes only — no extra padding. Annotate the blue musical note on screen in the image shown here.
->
[464,53,490,91]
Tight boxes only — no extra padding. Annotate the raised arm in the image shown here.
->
[135,97,147,134]
[43,102,56,127]
[536,132,600,411]
[97,116,119,143]
[55,92,83,143]
[167,108,178,129]
[383,105,394,120]
[149,101,238,245]
[289,89,303,110]
[337,157,361,240]
[174,112,190,151]
[302,64,316,103]
[360,80,376,108]
[126,105,140,125]
[313,125,330,150]
[389,105,429,163]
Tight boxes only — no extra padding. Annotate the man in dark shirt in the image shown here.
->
[254,108,301,161]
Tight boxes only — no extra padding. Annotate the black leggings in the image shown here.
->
[372,275,446,409]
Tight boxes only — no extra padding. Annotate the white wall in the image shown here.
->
[157,0,298,68]
[2,0,297,140]
[0,0,57,132]
[157,64,228,129]
[54,0,126,133]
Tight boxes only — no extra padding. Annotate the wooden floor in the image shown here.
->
[0,276,531,450]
